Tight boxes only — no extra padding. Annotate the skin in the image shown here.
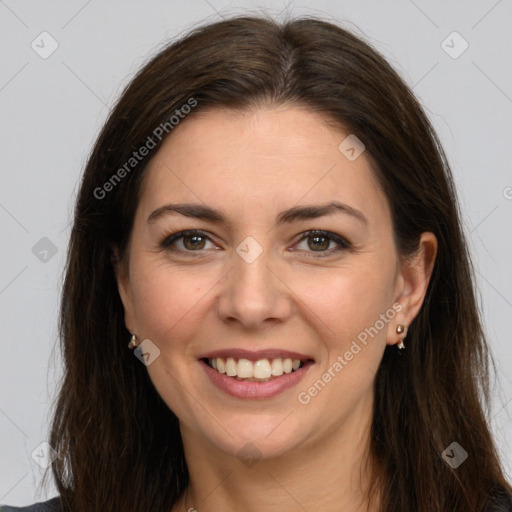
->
[115,105,437,512]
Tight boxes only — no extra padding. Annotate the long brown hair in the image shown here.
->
[43,13,511,511]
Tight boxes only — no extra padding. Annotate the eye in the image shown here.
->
[294,230,351,256]
[160,229,352,256]
[160,230,217,252]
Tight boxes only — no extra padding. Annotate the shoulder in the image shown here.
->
[0,497,62,512]
[485,486,512,512]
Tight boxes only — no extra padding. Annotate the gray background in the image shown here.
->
[1,0,511,506]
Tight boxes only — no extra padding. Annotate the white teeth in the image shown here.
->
[253,359,271,379]
[237,358,253,378]
[225,357,237,377]
[207,357,305,379]
[271,358,283,376]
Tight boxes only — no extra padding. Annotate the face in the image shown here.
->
[116,105,435,460]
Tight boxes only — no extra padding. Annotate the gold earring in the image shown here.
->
[128,334,138,350]
[396,324,406,350]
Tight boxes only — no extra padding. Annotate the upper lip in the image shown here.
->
[198,349,314,361]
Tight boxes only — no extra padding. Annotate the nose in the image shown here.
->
[216,244,293,330]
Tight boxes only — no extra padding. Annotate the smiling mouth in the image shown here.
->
[203,357,311,382]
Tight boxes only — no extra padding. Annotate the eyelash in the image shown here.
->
[160,229,352,257]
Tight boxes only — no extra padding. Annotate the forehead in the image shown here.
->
[138,106,391,231]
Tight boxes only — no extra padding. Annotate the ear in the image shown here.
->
[111,246,138,335]
[387,232,438,346]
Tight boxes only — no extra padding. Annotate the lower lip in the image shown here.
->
[200,360,314,399]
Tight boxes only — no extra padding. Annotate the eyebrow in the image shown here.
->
[147,200,368,226]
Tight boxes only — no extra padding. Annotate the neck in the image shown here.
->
[175,395,382,512]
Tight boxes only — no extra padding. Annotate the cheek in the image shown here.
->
[295,264,395,343]
[129,257,217,345]
[294,267,394,413]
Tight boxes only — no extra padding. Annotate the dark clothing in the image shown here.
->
[2,489,512,511]
[1,497,61,512]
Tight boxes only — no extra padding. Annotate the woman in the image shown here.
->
[2,13,511,512]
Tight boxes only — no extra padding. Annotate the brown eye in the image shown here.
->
[182,234,207,250]
[295,230,351,255]
[307,234,330,251]
[161,230,215,252]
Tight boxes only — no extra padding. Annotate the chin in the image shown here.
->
[210,430,303,462]
[192,410,313,462]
